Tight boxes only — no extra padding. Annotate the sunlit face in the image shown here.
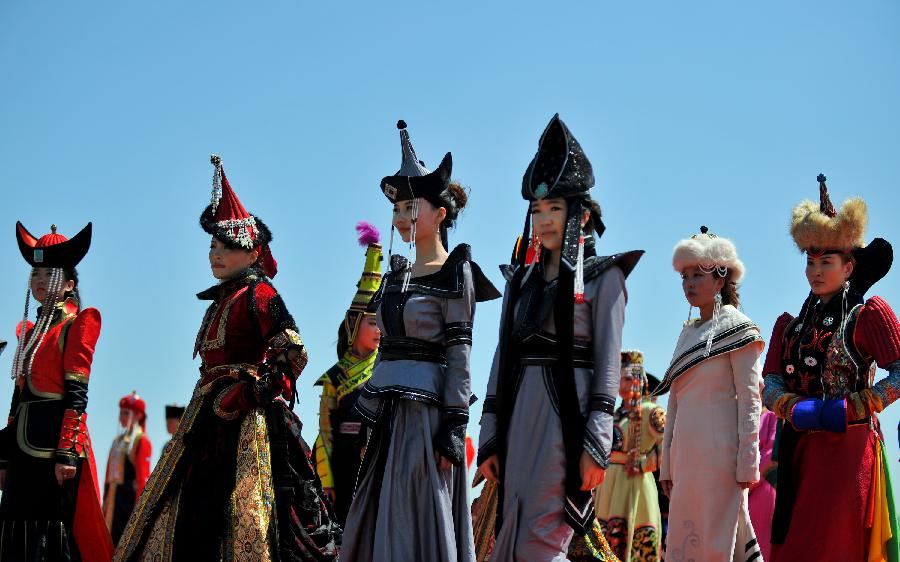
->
[352,316,382,356]
[30,268,75,304]
[529,198,590,252]
[806,253,853,298]
[209,237,260,280]
[529,198,568,251]
[392,198,446,244]
[681,266,725,310]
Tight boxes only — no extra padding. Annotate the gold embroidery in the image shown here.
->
[198,364,259,395]
[15,403,55,458]
[64,372,89,384]
[213,383,243,421]
[138,482,182,562]
[201,287,248,352]
[229,408,274,561]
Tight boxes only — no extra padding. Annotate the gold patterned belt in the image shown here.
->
[198,363,259,395]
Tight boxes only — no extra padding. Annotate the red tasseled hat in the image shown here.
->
[200,155,277,277]
[119,391,147,427]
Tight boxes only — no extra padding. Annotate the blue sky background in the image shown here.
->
[1,0,897,499]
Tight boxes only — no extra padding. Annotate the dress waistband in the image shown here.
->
[516,338,594,368]
[198,363,259,394]
[379,337,447,365]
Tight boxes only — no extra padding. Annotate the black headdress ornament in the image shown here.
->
[16,222,92,269]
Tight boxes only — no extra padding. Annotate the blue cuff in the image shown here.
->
[791,398,823,431]
[821,399,848,433]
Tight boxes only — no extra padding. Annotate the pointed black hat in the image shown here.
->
[522,114,594,201]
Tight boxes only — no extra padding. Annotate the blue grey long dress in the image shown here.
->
[340,244,499,562]
[478,251,641,562]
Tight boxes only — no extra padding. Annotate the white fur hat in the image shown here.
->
[672,226,745,284]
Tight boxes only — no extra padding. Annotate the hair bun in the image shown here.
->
[447,181,469,211]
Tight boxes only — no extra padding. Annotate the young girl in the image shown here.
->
[314,221,383,525]
[340,121,499,562]
[478,114,642,561]
[104,391,152,546]
[0,222,112,562]
[658,227,763,562]
[594,351,666,562]
[113,155,339,562]
[763,175,900,561]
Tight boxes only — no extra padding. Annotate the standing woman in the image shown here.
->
[762,175,900,562]
[657,227,764,562]
[478,114,643,561]
[594,350,666,562]
[103,391,152,547]
[0,222,113,562]
[113,155,339,562]
[313,221,383,525]
[340,121,499,562]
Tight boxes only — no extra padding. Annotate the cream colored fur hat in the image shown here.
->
[790,174,867,253]
[672,226,745,283]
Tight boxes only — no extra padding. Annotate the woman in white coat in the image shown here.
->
[657,227,764,562]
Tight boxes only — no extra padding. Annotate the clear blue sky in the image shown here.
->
[1,1,898,496]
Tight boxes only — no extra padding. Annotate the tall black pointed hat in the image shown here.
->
[522,113,594,201]
[16,222,92,269]
[380,120,453,205]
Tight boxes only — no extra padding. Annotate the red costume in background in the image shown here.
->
[0,222,113,562]
[103,392,152,547]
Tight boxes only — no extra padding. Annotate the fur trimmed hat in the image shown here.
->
[672,226,745,283]
[790,174,867,254]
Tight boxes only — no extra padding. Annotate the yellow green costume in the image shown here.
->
[594,351,665,562]
[313,222,382,524]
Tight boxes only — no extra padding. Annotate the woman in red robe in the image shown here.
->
[113,155,339,562]
[763,174,900,561]
[0,222,113,562]
[103,392,152,547]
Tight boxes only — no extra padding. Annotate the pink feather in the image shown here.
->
[356,221,380,246]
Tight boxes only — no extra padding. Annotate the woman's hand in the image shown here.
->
[55,463,76,486]
[579,451,606,491]
[434,451,453,472]
[479,454,500,484]
[660,479,673,497]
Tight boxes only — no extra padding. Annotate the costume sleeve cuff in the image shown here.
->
[583,432,610,469]
[790,398,823,431]
[821,398,848,433]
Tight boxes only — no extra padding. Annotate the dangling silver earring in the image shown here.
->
[704,293,723,357]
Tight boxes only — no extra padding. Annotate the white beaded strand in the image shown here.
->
[13,268,65,380]
[401,197,419,293]
[9,278,32,380]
